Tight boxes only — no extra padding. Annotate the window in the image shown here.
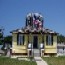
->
[17,34,24,45]
[46,34,53,45]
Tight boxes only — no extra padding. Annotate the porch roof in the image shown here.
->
[10,26,58,35]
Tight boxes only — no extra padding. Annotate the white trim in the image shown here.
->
[18,34,24,45]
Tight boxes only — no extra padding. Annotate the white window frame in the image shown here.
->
[48,35,51,45]
[18,34,24,45]
[46,35,53,45]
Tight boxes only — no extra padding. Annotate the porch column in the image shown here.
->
[27,34,33,57]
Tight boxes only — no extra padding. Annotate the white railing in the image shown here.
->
[27,43,33,57]
[40,43,44,49]
[40,43,44,57]
[28,43,32,49]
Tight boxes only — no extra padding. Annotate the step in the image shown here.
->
[33,49,40,57]
[34,53,41,57]
[33,49,40,53]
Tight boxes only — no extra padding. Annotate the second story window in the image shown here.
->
[46,34,53,45]
[17,34,24,45]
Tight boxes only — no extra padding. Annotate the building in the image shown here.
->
[11,13,58,57]
[57,43,65,56]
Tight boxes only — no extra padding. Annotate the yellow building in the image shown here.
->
[11,13,57,57]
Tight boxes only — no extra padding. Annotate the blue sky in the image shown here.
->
[0,0,65,36]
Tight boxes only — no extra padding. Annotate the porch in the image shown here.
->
[27,34,44,57]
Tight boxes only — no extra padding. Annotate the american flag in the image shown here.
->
[33,20,42,29]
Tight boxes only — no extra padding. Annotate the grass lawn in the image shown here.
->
[0,56,37,65]
[42,57,65,65]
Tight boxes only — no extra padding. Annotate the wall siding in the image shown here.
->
[12,33,57,54]
[12,34,28,53]
[44,35,57,53]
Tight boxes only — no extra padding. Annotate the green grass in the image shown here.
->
[42,57,65,65]
[0,56,37,65]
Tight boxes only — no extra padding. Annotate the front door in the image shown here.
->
[33,36,38,49]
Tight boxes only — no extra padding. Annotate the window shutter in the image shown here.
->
[17,34,19,45]
[46,35,48,45]
[23,35,24,45]
[51,35,53,45]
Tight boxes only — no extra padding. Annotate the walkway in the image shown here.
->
[34,57,48,65]
[6,49,10,57]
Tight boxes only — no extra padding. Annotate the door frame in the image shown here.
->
[33,34,38,49]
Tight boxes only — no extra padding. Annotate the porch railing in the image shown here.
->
[40,43,44,56]
[27,43,33,57]
[27,43,44,57]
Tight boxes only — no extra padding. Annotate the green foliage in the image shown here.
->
[4,36,12,43]
[57,34,65,43]
[0,33,3,38]
[0,33,3,45]
[0,56,37,65]
[0,40,2,45]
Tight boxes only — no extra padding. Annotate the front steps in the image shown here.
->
[33,49,40,57]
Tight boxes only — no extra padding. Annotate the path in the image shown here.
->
[34,57,48,65]
[6,49,10,57]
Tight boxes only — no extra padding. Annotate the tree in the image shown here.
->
[0,32,3,45]
[4,35,12,44]
[1,35,12,50]
[57,34,65,43]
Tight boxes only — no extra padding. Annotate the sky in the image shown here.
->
[0,0,65,36]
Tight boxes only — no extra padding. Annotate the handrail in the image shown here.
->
[28,43,32,49]
[40,43,44,49]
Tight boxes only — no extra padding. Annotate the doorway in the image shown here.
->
[33,36,38,49]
